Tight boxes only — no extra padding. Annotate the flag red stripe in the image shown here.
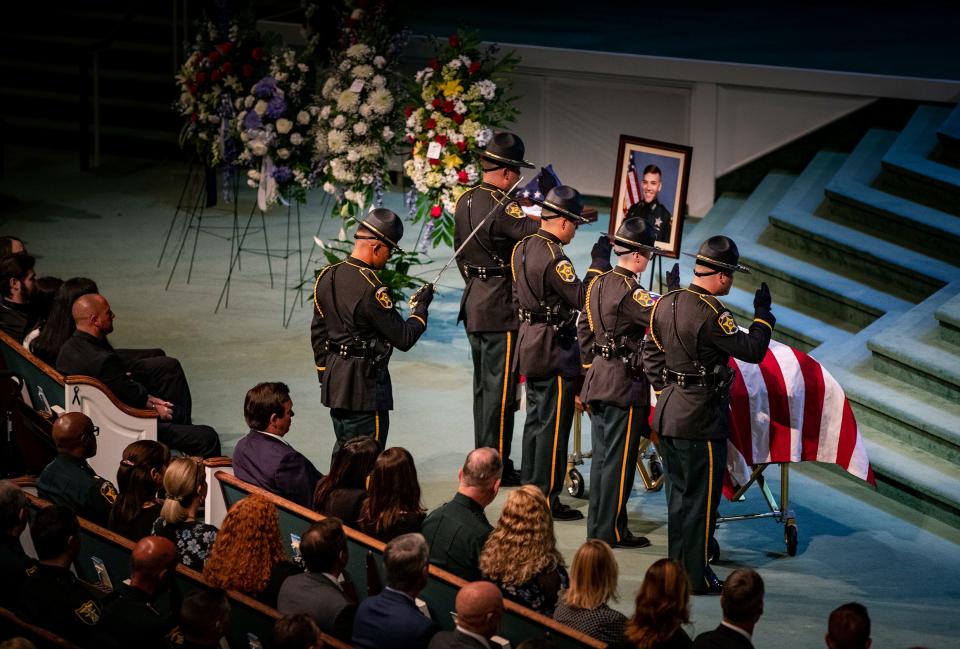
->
[758,349,792,462]
[727,359,755,466]
[793,347,826,461]
[834,398,859,472]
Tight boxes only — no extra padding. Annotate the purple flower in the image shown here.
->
[253,77,278,98]
[266,97,287,119]
[272,166,293,183]
[243,111,262,130]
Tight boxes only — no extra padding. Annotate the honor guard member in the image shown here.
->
[455,132,539,486]
[642,235,775,594]
[311,208,434,452]
[512,185,611,521]
[625,164,672,243]
[577,217,662,548]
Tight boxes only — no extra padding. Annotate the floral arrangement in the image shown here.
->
[235,48,321,208]
[403,31,520,247]
[175,19,268,168]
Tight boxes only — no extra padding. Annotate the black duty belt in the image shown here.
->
[463,264,506,279]
[326,341,375,359]
[593,342,630,361]
[518,308,561,325]
[663,369,725,388]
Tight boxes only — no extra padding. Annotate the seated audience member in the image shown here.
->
[152,456,217,569]
[273,614,324,649]
[422,448,501,581]
[179,589,232,649]
[352,533,437,649]
[692,568,764,649]
[554,540,627,644]
[0,253,37,341]
[233,382,322,508]
[37,412,117,527]
[312,437,380,525]
[0,236,26,258]
[826,602,871,649]
[98,536,180,649]
[616,558,692,649]
[204,495,302,607]
[108,440,169,541]
[479,485,568,616]
[358,447,427,542]
[427,581,504,649]
[30,276,98,365]
[19,506,106,646]
[0,481,36,608]
[278,518,356,641]
[56,293,221,457]
[21,275,62,347]
[0,638,37,649]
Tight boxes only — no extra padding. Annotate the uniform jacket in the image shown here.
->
[352,588,437,649]
[38,453,117,527]
[421,493,492,582]
[56,331,149,409]
[628,199,673,243]
[97,583,178,649]
[454,183,539,332]
[232,429,323,509]
[578,266,656,407]
[511,230,602,379]
[311,256,427,411]
[277,571,357,642]
[643,285,774,440]
[0,536,37,609]
[18,563,107,647]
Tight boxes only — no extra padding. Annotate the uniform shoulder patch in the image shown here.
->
[718,310,738,335]
[75,600,101,625]
[374,286,393,310]
[100,480,117,504]
[555,259,576,283]
[632,288,655,307]
[505,201,524,218]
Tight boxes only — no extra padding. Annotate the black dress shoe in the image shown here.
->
[551,503,584,521]
[500,468,522,487]
[693,574,724,596]
[612,534,651,549]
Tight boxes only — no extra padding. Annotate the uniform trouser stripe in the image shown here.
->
[548,377,563,495]
[705,440,714,567]
[613,405,634,543]
[375,412,380,442]
[498,331,511,457]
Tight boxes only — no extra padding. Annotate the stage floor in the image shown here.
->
[2,147,958,647]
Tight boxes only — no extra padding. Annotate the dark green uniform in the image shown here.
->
[421,492,492,581]
[18,563,108,646]
[511,230,603,509]
[454,183,539,469]
[577,266,657,544]
[98,583,179,649]
[311,256,428,451]
[37,453,117,527]
[626,199,672,243]
[0,536,37,609]
[643,285,774,589]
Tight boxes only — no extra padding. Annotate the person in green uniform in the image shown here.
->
[37,411,117,527]
[0,480,36,608]
[511,186,611,521]
[454,132,539,486]
[643,235,775,594]
[311,208,434,452]
[578,217,663,547]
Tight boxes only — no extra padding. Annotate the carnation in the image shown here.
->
[353,121,368,136]
[297,110,310,124]
[359,104,372,118]
[347,149,361,162]
[290,132,303,145]
[320,105,331,119]
[382,126,394,140]
[337,89,360,112]
[250,140,268,156]
[371,75,386,88]
[333,114,347,128]
[323,182,336,194]
[254,100,268,115]
[477,128,494,147]
[476,79,497,100]
[276,118,293,134]
[373,55,386,68]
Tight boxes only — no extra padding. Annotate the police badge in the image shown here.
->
[632,288,655,307]
[555,259,576,283]
[718,311,738,335]
[374,287,393,310]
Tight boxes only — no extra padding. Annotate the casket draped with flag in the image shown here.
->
[723,338,876,499]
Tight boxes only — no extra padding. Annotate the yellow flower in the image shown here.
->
[438,79,464,98]
[443,153,463,169]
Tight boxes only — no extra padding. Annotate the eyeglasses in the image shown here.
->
[85,426,100,438]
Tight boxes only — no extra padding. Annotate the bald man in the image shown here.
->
[56,293,221,457]
[99,536,181,649]
[37,412,117,526]
[428,581,504,649]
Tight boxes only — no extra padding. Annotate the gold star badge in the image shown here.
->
[632,288,654,307]
[718,311,738,335]
[375,287,393,310]
[555,260,576,283]
[505,202,524,218]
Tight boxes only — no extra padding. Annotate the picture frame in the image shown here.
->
[608,135,693,259]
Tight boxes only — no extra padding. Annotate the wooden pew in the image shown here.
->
[215,472,606,649]
[23,493,352,649]
[0,606,82,649]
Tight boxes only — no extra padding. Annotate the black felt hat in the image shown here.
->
[479,132,535,169]
[358,208,404,252]
[614,217,660,255]
[535,185,589,224]
[683,235,750,273]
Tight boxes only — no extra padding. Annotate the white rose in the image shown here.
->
[254,100,268,115]
[277,148,290,160]
[276,118,293,134]
[290,132,303,146]
[347,149,360,162]
[373,55,386,68]
[371,75,386,88]
[320,105,331,119]
[333,114,346,129]
[250,140,268,156]
[297,110,310,124]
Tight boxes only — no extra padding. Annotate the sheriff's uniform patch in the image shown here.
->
[75,600,101,625]
[100,481,117,504]
[555,259,576,283]
[632,288,654,307]
[718,311,738,335]
[374,287,393,310]
[505,201,524,218]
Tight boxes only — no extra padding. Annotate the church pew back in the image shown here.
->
[0,606,83,649]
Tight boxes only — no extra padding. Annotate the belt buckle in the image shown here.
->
[478,267,488,280]
[676,373,686,388]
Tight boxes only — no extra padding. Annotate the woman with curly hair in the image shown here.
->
[312,437,380,527]
[479,485,568,615]
[108,440,169,541]
[152,456,217,569]
[203,495,301,607]
[357,447,426,541]
[614,558,692,649]
[554,539,627,643]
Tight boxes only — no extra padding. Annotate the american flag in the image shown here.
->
[623,156,641,216]
[723,338,875,498]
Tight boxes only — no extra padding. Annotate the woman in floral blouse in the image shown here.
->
[151,456,217,569]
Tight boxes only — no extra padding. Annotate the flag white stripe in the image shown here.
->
[770,340,805,461]
[817,367,845,463]
[733,358,771,463]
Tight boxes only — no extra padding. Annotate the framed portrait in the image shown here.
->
[608,135,692,259]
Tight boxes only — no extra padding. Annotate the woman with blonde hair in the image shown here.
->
[151,456,217,569]
[479,485,567,615]
[554,540,627,643]
[203,495,301,607]
[616,558,692,649]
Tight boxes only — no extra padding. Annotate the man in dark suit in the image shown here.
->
[428,581,504,649]
[56,293,221,457]
[0,252,37,341]
[352,533,437,649]
[233,382,322,509]
[421,448,501,581]
[826,602,871,649]
[278,518,356,642]
[692,568,764,649]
